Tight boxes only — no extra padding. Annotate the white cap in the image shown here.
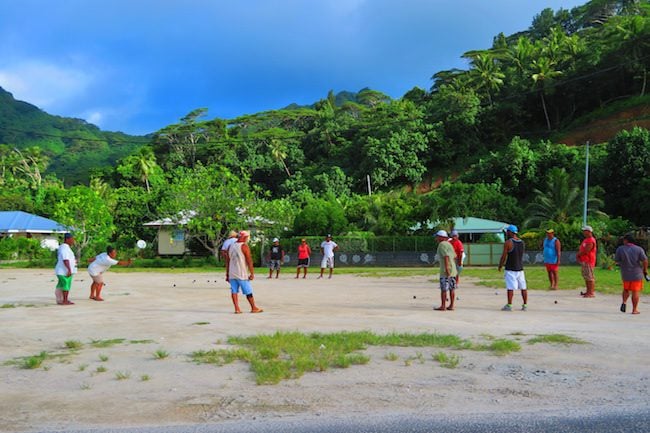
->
[581,225,593,232]
[435,230,449,238]
[272,237,279,242]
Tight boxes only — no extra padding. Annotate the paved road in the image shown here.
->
[36,409,650,433]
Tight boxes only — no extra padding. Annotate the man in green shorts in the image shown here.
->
[55,233,77,305]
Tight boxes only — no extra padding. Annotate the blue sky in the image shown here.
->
[0,0,587,135]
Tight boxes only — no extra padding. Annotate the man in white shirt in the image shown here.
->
[318,234,339,279]
[88,246,132,301]
[55,233,77,305]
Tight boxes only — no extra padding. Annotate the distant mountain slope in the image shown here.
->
[0,86,146,184]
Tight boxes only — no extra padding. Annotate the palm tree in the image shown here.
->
[268,138,291,177]
[524,168,604,227]
[464,52,505,105]
[531,57,562,131]
[136,147,158,193]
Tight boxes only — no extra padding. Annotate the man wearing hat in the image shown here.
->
[434,230,457,311]
[225,230,263,313]
[498,225,528,311]
[543,229,561,290]
[577,225,597,298]
[267,237,285,279]
[54,233,77,305]
[318,234,338,279]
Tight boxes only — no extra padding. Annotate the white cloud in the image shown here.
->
[0,60,93,109]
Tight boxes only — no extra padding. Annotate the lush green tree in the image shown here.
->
[53,186,115,257]
[160,164,256,258]
[598,127,650,223]
[292,196,348,236]
[523,167,604,227]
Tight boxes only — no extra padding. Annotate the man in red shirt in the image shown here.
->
[449,230,464,286]
[576,225,597,298]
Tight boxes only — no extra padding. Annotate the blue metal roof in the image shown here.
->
[0,211,69,234]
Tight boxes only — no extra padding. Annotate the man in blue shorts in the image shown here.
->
[225,230,263,314]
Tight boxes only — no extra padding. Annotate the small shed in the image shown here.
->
[0,211,69,238]
[451,217,509,242]
[143,212,195,256]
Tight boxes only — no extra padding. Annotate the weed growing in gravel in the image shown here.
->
[153,349,169,360]
[65,340,84,350]
[433,351,462,368]
[528,334,587,345]
[115,371,131,380]
[384,352,399,361]
[91,338,125,348]
[98,354,109,362]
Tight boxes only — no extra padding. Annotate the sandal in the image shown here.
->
[620,303,626,313]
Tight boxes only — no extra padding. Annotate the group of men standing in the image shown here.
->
[220,232,340,313]
[435,224,648,314]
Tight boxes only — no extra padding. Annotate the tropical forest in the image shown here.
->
[1,0,649,261]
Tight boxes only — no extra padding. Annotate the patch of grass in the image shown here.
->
[384,352,399,361]
[190,348,253,366]
[129,339,155,344]
[21,351,49,369]
[95,365,107,373]
[510,331,526,336]
[65,340,84,350]
[90,338,125,348]
[140,374,151,381]
[192,322,210,326]
[1,303,16,308]
[433,351,462,369]
[474,338,521,356]
[528,334,587,345]
[115,371,131,380]
[153,349,169,360]
[98,354,109,362]
[77,364,88,372]
[193,331,526,385]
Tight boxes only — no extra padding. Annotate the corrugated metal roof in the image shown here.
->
[452,217,509,234]
[0,211,69,234]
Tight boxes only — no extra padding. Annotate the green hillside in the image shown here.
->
[0,87,145,184]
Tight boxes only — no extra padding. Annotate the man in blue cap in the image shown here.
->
[498,224,528,311]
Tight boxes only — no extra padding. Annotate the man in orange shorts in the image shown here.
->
[614,233,648,315]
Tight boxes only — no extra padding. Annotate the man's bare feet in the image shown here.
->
[234,310,242,314]
[251,308,264,313]
[434,306,445,311]
[95,297,104,301]
[446,306,455,310]
[63,301,75,305]
[632,311,641,315]
[89,296,96,300]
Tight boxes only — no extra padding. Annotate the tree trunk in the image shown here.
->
[540,91,551,131]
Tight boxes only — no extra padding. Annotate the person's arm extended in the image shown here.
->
[117,259,132,266]
[242,244,255,280]
[556,239,561,265]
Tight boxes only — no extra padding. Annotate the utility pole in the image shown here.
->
[583,140,590,226]
[367,175,372,196]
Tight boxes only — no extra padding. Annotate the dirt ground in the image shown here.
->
[1,268,649,432]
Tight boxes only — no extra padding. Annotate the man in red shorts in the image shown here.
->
[615,233,648,315]
[577,225,597,298]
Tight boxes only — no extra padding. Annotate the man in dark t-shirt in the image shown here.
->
[267,238,285,279]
